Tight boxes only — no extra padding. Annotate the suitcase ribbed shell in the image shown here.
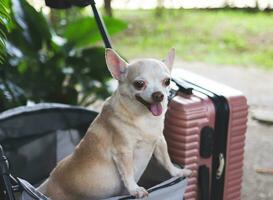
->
[224,96,248,200]
[164,92,215,200]
[164,91,248,200]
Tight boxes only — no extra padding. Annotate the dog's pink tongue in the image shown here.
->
[150,103,163,116]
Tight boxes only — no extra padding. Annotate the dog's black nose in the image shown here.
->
[152,92,164,102]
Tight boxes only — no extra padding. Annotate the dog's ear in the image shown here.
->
[105,48,128,80]
[164,48,175,71]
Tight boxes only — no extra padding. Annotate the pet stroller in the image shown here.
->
[0,103,188,200]
[0,1,188,200]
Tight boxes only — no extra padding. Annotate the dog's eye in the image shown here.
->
[133,80,145,90]
[164,78,171,86]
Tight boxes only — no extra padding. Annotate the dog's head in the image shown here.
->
[105,48,175,117]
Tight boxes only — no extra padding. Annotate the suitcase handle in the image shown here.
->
[200,126,214,158]
[172,78,193,95]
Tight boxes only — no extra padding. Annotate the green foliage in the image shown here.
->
[64,16,127,47]
[0,79,27,111]
[0,0,10,63]
[114,9,273,69]
[0,0,127,111]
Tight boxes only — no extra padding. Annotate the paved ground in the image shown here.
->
[174,60,273,200]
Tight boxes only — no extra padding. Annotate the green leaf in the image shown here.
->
[66,47,112,104]
[67,47,111,81]
[0,79,27,111]
[63,16,127,47]
[10,0,52,51]
[0,0,10,63]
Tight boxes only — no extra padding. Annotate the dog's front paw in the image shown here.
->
[129,186,148,198]
[170,167,193,178]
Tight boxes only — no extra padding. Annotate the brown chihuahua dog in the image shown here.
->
[38,48,192,200]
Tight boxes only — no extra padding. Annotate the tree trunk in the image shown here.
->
[155,0,164,17]
[104,0,112,17]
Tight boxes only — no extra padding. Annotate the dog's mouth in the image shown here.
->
[135,95,163,116]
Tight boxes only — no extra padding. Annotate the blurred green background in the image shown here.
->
[114,9,273,69]
[1,0,273,111]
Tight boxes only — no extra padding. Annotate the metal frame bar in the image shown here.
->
[90,0,112,48]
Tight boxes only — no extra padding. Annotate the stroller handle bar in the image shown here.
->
[45,0,112,49]
[90,0,112,48]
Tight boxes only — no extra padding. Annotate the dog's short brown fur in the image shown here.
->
[38,48,191,200]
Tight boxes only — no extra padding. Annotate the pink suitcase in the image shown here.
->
[164,69,248,200]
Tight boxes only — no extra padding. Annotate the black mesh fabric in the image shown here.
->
[0,103,98,185]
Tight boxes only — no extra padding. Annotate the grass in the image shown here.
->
[112,9,273,69]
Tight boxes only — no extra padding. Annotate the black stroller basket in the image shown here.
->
[0,103,98,200]
[1,145,50,200]
[0,103,188,200]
